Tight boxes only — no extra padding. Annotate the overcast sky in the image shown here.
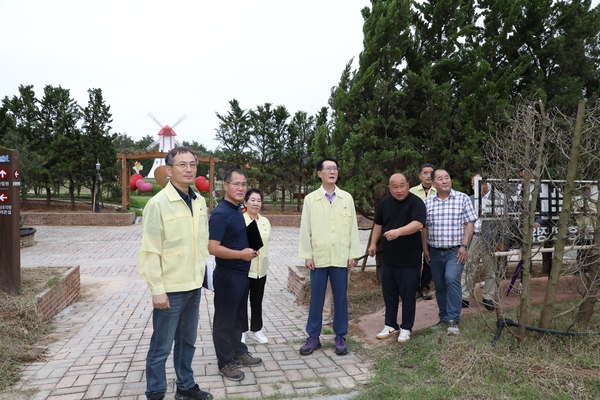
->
[0,0,369,151]
[3,1,599,153]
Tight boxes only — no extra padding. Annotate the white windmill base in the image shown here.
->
[147,158,166,179]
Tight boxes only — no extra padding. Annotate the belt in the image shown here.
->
[430,245,460,251]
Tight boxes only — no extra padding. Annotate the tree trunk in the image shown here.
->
[576,245,600,322]
[539,100,586,328]
[45,187,51,208]
[69,179,76,210]
[518,104,547,340]
[577,195,600,322]
[280,186,286,212]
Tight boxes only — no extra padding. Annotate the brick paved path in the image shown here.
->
[12,225,373,400]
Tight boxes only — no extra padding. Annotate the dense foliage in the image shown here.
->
[327,0,600,218]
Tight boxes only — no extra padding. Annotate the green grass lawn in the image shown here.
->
[351,300,600,400]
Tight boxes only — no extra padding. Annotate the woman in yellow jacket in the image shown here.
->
[242,188,271,344]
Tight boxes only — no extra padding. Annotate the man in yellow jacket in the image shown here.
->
[298,157,362,356]
[138,147,212,400]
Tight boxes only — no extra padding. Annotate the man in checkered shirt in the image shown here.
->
[422,169,477,335]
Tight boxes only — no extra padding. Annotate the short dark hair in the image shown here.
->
[419,163,435,172]
[244,188,263,202]
[223,169,247,182]
[431,169,448,181]
[165,146,198,166]
[316,157,338,171]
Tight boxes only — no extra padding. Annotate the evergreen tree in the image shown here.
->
[0,85,43,205]
[81,88,117,199]
[214,99,251,170]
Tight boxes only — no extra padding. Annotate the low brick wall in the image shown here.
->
[22,212,135,226]
[287,265,310,302]
[37,266,80,320]
[265,214,371,228]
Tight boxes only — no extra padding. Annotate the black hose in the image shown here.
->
[491,318,505,346]
[491,318,600,345]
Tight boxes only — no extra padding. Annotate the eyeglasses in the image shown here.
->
[321,166,339,172]
[172,162,197,169]
[226,181,248,188]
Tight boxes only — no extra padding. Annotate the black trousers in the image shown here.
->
[243,275,267,332]
[419,257,432,290]
[382,262,421,331]
[212,268,249,369]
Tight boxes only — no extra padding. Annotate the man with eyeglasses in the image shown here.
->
[298,157,362,356]
[138,147,213,400]
[208,169,262,382]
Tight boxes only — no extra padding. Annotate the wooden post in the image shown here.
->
[0,149,21,293]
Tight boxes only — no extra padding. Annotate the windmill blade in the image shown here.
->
[146,137,161,151]
[148,112,164,128]
[171,114,188,129]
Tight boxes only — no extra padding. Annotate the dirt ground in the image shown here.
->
[346,266,588,346]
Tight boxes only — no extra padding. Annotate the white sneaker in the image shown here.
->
[397,328,410,342]
[376,325,398,339]
[248,330,269,344]
[241,331,246,344]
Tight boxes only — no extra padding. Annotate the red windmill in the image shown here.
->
[146,113,186,178]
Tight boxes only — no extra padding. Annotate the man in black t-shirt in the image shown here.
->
[368,173,427,343]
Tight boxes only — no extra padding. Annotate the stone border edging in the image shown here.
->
[36,265,80,320]
[22,212,135,226]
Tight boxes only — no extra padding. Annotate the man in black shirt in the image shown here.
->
[368,173,427,342]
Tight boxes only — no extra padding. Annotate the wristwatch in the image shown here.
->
[460,244,469,250]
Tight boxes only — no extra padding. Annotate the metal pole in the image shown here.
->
[95,161,101,213]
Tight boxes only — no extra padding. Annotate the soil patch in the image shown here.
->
[0,267,67,387]
[335,263,587,344]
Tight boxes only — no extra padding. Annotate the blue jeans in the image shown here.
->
[306,267,348,337]
[145,289,201,397]
[429,247,464,322]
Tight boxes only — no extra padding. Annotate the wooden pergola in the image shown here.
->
[117,151,221,211]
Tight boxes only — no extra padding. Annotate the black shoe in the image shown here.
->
[462,299,469,308]
[147,394,165,400]
[431,319,446,330]
[482,299,495,311]
[416,289,423,299]
[175,384,213,400]
[421,288,433,300]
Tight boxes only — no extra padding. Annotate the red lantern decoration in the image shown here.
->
[195,176,209,192]
[129,173,143,190]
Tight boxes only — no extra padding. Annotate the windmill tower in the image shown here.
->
[146,113,186,178]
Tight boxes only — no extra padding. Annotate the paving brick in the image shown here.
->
[13,225,373,399]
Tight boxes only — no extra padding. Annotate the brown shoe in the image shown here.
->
[234,352,263,367]
[219,362,244,381]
